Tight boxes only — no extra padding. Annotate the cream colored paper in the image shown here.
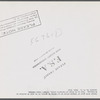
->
[0,2,100,98]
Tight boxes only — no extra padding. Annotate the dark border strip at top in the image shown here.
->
[0,98,100,100]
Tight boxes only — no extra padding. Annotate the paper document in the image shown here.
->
[0,2,100,98]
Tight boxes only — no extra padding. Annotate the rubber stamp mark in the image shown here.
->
[0,10,41,38]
